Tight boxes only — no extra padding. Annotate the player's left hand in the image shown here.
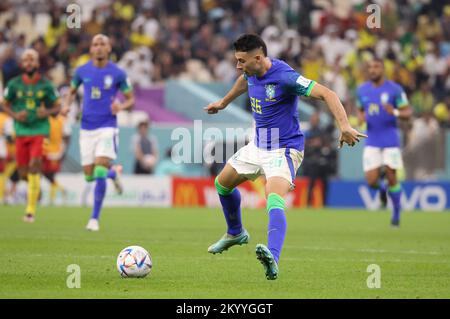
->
[111,100,122,115]
[339,126,367,148]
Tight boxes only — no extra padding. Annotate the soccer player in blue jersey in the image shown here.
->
[356,58,412,227]
[63,34,134,231]
[204,34,366,280]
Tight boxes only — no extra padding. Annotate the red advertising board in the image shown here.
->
[172,177,323,208]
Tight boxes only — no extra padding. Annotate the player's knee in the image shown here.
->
[214,176,234,196]
[93,165,108,179]
[367,180,379,189]
[267,193,285,212]
[366,176,379,188]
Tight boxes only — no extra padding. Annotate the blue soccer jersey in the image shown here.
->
[356,80,408,148]
[71,61,132,130]
[244,58,315,151]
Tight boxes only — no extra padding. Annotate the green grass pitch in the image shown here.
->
[0,206,449,298]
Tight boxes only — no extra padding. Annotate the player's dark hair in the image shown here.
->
[371,57,384,64]
[233,34,267,56]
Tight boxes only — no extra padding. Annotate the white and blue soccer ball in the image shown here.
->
[116,245,152,278]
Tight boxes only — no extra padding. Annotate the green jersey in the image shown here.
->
[3,74,59,136]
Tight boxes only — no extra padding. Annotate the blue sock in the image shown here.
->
[218,189,242,236]
[107,168,116,180]
[91,177,106,220]
[388,184,402,222]
[267,208,287,264]
[379,180,386,193]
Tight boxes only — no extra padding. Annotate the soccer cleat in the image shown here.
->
[391,219,400,228]
[207,229,250,254]
[379,189,387,208]
[23,213,35,223]
[255,244,279,280]
[86,218,100,231]
[111,165,123,195]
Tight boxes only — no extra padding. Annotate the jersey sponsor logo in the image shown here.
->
[104,75,113,89]
[265,84,276,102]
[27,91,33,97]
[296,75,311,88]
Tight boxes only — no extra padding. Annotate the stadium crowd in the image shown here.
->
[0,0,449,180]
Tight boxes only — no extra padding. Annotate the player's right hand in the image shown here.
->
[339,126,367,148]
[204,101,225,114]
[14,110,28,122]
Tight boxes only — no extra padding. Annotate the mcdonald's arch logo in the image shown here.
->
[174,183,199,206]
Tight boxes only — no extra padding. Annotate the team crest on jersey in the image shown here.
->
[17,90,23,98]
[104,75,113,89]
[37,90,44,98]
[265,84,276,102]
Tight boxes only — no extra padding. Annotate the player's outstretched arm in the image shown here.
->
[382,102,412,120]
[204,74,248,114]
[61,87,77,116]
[309,83,367,148]
[111,91,135,115]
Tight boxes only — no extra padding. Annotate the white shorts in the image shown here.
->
[79,127,119,166]
[0,136,6,158]
[363,146,404,172]
[228,142,304,189]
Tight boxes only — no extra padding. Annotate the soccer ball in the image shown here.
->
[116,245,152,278]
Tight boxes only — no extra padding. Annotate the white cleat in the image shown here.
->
[23,213,35,223]
[86,218,100,231]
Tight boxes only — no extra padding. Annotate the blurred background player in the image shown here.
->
[356,58,412,227]
[63,34,134,231]
[42,113,69,205]
[204,34,366,280]
[2,49,60,222]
